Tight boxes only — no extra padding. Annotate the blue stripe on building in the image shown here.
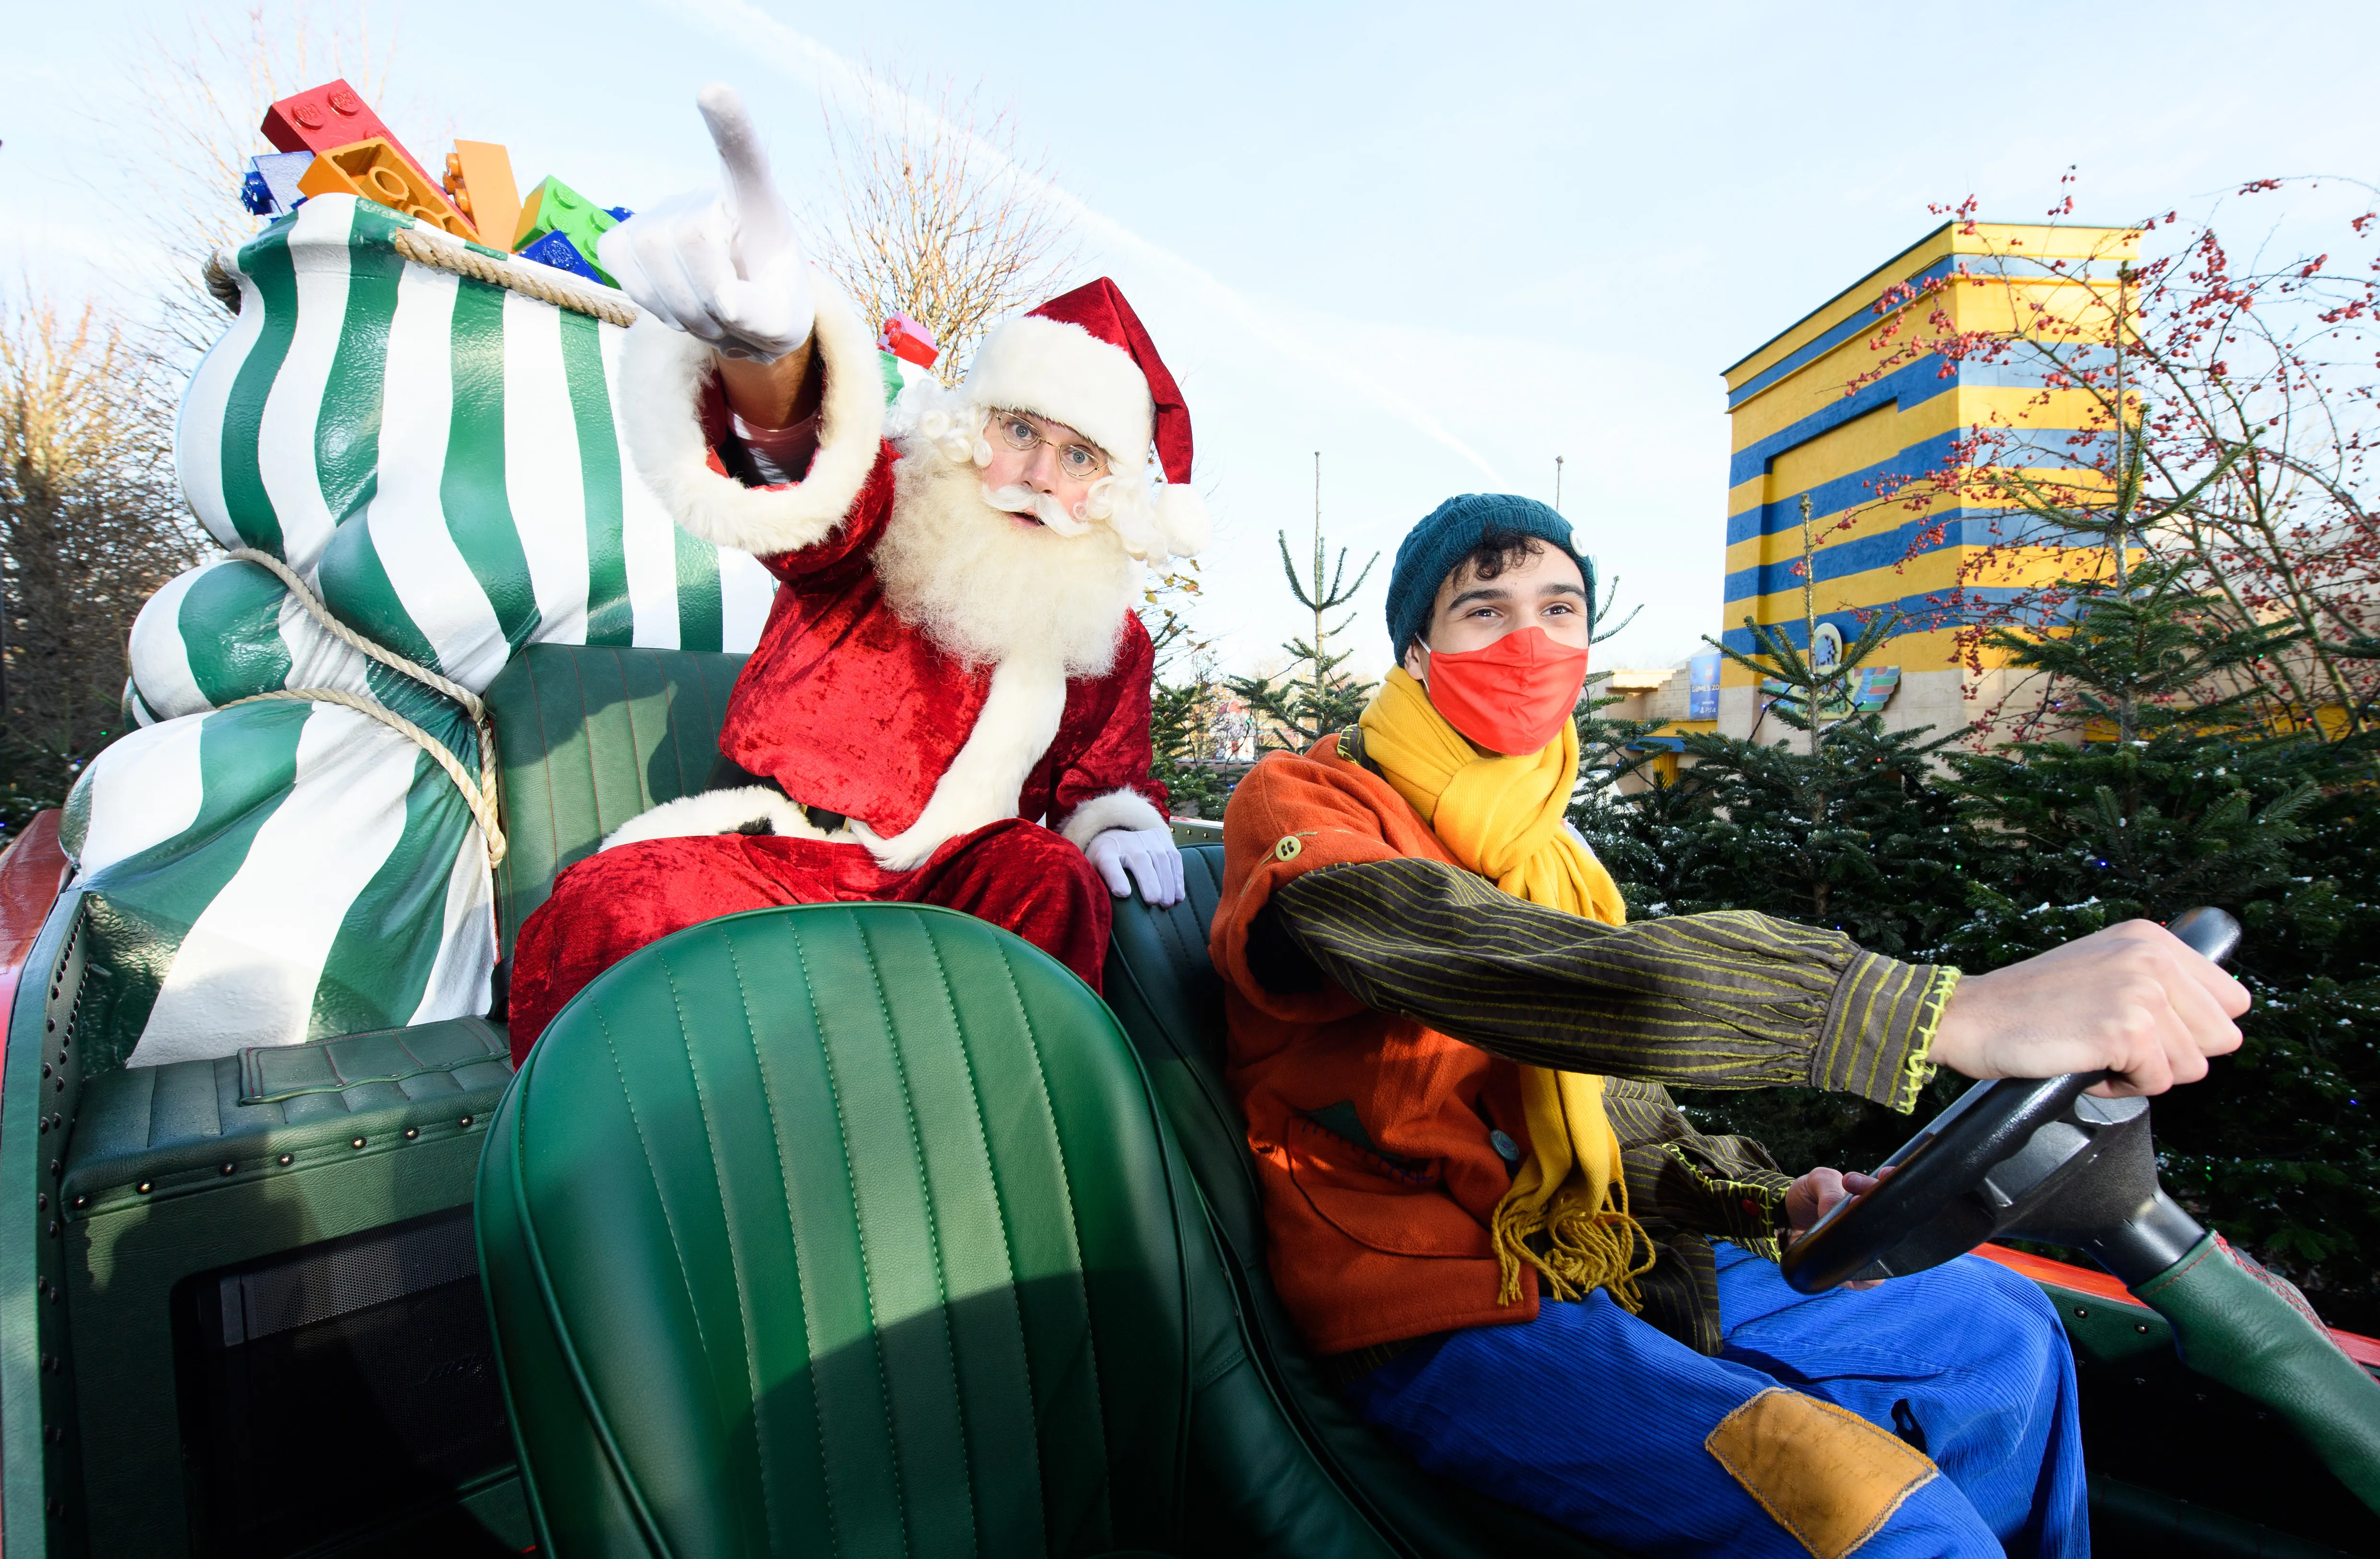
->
[1728,258,2127,409]
[1721,507,2089,604]
[1717,586,2067,655]
[1727,423,2118,547]
[1727,348,2113,492]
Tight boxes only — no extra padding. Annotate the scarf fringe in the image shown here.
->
[1491,1179,1657,1312]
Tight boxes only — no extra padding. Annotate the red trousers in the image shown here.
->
[506,818,1110,1064]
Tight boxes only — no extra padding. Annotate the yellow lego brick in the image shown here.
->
[299,138,473,237]
[443,140,521,249]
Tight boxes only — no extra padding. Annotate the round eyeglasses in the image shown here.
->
[987,409,1109,479]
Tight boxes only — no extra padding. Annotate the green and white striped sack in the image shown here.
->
[69,191,801,1068]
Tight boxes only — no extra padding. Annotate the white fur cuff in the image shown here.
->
[599,786,842,852]
[1059,787,1168,852]
[618,276,886,558]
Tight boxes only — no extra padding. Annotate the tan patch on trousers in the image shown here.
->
[1703,1388,1939,1559]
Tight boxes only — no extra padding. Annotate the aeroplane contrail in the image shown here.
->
[653,0,1509,486]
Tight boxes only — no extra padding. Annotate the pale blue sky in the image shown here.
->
[10,0,2377,674]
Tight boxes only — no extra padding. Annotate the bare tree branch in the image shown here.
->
[804,71,1083,381]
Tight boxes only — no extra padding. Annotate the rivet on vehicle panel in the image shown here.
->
[219,1163,235,1177]
[49,1160,59,1179]
[54,1077,63,1092]
[44,1019,53,1032]
[459,1115,474,1128]
[350,1137,366,1150]
[45,1496,59,1516]
[41,1354,56,1373]
[37,1119,47,1136]
[70,1196,84,1209]
[49,1114,59,1130]
[136,1181,151,1194]
[41,1065,50,1079]
[2073,1307,2088,1318]
[35,1278,45,1295]
[403,1127,418,1140]
[36,1194,47,1211]
[2135,1323,2150,1334]
[57,1050,66,1064]
[277,1154,292,1166]
[47,1221,57,1238]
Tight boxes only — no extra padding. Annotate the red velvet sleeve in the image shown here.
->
[695,376,896,580]
[1047,614,1169,831]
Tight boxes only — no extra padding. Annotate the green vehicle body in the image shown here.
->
[0,644,2372,1558]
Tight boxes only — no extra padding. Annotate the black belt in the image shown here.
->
[705,753,847,834]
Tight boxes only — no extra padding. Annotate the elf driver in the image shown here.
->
[1212,492,2250,1557]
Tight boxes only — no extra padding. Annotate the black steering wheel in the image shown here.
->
[1781,907,2241,1294]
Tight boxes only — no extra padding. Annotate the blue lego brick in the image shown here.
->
[604,206,633,223]
[242,151,316,217]
[517,230,604,285]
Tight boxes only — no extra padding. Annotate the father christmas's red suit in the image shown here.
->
[506,277,1209,1060]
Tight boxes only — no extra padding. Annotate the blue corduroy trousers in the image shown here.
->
[1347,1244,2088,1558]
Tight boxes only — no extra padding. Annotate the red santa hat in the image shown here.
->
[962,278,1209,559]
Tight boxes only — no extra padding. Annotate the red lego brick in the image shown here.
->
[261,80,442,200]
[879,313,940,369]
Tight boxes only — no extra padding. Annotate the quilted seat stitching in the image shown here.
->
[594,993,722,1391]
[788,915,902,1559]
[670,930,785,1552]
[980,945,1116,1540]
[915,921,1050,1552]
[852,916,978,1557]
[494,1006,691,1557]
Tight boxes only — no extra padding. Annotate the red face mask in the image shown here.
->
[1420,627,1590,755]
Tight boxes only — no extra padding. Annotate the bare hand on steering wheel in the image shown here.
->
[1928,919,2249,1096]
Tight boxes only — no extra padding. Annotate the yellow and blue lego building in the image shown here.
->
[1715,221,2138,738]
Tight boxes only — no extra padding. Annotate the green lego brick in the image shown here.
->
[512,176,620,284]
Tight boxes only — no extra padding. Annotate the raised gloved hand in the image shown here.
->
[1085,827,1186,907]
[596,83,815,363]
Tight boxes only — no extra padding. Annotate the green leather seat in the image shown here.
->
[484,644,748,956]
[477,901,1397,1558]
[1102,846,1627,1559]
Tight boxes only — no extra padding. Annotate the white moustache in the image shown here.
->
[980,482,1093,537]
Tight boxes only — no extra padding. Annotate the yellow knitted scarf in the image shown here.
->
[1358,668,1654,1310]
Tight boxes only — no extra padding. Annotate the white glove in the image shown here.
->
[1085,827,1186,908]
[596,83,815,362]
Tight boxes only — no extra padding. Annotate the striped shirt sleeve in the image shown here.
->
[1268,857,1954,1111]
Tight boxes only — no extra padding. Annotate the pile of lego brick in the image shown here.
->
[237,79,634,288]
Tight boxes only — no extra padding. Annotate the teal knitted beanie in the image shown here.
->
[1384,493,1595,659]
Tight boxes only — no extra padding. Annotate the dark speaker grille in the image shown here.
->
[179,1207,517,1558]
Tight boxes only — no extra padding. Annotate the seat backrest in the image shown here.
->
[1102,847,1628,1559]
[484,644,747,956]
[478,901,1393,1559]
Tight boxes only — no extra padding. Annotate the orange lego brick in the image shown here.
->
[298,139,474,238]
[261,80,441,197]
[443,141,522,248]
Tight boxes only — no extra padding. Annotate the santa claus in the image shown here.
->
[505,87,1204,1060]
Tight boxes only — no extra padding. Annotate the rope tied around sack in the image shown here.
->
[220,548,507,869]
[390,228,641,328]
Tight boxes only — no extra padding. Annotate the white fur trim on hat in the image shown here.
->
[964,315,1152,471]
[598,786,850,851]
[1058,787,1167,852]
[617,277,885,557]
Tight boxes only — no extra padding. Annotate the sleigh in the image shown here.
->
[0,196,2372,1558]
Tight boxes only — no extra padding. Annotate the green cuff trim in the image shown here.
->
[1812,952,1956,1111]
[1660,1143,1791,1258]
[1890,966,1958,1114]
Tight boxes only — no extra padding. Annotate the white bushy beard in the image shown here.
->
[874,438,1141,677]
